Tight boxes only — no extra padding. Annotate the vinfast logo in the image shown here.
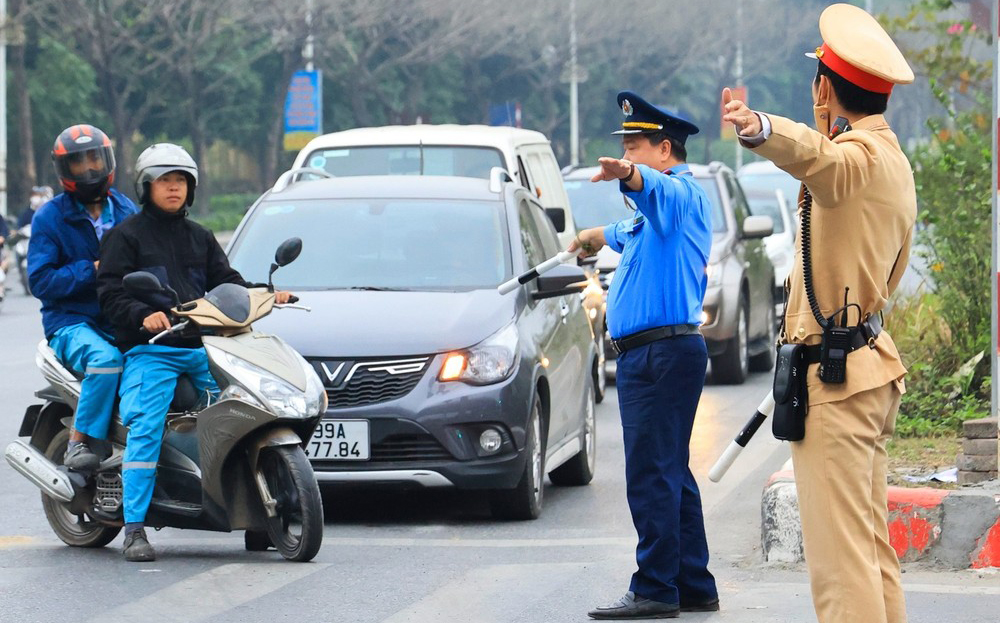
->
[314,358,429,390]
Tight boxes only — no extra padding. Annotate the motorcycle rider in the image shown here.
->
[97,143,291,562]
[18,185,52,228]
[27,125,138,470]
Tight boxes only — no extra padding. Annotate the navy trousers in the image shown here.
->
[615,334,717,605]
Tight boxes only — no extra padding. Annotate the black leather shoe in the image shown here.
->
[588,592,680,620]
[123,528,156,562]
[64,443,99,471]
[681,597,720,612]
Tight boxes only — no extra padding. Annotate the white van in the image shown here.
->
[291,125,578,247]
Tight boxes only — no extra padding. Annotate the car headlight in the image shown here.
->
[211,347,326,418]
[707,262,723,287]
[439,322,519,386]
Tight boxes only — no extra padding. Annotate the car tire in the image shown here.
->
[712,296,749,385]
[594,340,606,404]
[549,374,596,487]
[749,303,776,372]
[490,395,545,520]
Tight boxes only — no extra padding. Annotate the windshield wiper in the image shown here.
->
[342,286,411,291]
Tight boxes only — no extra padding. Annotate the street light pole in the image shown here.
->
[569,0,579,167]
[304,0,314,72]
[0,0,8,219]
[734,0,744,171]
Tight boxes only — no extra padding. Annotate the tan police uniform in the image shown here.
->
[742,4,916,623]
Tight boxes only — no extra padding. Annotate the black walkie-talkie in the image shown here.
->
[819,325,850,383]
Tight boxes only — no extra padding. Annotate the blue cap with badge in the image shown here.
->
[612,90,699,144]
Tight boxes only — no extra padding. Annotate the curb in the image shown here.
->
[761,468,1000,568]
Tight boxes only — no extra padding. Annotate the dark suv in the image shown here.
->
[225,173,598,519]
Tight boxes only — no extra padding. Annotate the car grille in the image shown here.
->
[371,434,452,462]
[312,356,430,409]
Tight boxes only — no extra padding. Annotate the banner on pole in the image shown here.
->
[283,70,323,151]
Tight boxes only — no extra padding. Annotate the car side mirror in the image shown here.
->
[742,215,773,240]
[545,208,566,233]
[532,263,587,300]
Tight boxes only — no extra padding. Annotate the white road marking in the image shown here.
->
[381,563,584,623]
[88,562,328,623]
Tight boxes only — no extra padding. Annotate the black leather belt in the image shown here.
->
[803,314,882,364]
[611,324,700,355]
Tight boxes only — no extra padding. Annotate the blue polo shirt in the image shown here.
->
[74,197,116,241]
[602,163,712,339]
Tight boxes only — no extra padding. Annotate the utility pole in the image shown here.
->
[734,0,744,171]
[304,0,315,72]
[992,0,998,469]
[569,0,579,167]
[0,0,8,219]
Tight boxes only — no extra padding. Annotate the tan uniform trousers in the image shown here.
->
[790,381,906,623]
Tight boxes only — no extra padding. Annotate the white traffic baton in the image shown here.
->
[708,392,776,482]
[497,249,582,295]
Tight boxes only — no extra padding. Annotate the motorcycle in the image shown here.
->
[12,223,30,296]
[4,237,327,561]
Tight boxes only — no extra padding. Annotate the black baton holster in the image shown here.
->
[772,344,808,441]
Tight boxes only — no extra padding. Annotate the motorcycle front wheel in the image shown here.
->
[41,429,121,547]
[260,445,323,562]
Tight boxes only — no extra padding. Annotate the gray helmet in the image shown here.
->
[134,143,199,206]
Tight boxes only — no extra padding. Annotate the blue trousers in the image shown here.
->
[614,335,717,605]
[119,344,217,524]
[49,324,122,440]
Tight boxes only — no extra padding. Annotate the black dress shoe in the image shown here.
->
[588,591,680,620]
[681,597,720,612]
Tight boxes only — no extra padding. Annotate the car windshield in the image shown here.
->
[563,179,636,229]
[693,177,728,234]
[737,172,800,204]
[228,198,511,291]
[302,146,504,179]
[746,195,786,234]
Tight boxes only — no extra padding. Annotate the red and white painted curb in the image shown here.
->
[761,462,1000,568]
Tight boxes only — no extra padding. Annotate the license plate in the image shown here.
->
[306,420,370,460]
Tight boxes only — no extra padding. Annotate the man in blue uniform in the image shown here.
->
[29,125,137,470]
[571,91,717,620]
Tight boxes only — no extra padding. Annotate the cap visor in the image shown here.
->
[804,51,818,59]
[612,129,649,135]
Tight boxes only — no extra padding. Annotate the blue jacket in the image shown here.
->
[28,189,138,338]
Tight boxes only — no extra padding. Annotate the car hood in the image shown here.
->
[595,246,621,272]
[252,289,517,357]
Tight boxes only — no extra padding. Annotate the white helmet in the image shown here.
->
[134,143,199,206]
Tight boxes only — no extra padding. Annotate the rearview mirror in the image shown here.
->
[742,215,773,240]
[274,237,303,267]
[123,271,164,295]
[545,208,566,233]
[532,263,587,301]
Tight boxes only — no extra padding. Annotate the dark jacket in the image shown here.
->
[27,189,138,338]
[97,204,248,352]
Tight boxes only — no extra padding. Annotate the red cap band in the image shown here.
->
[817,43,894,95]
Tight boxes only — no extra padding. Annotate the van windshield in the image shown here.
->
[302,146,505,179]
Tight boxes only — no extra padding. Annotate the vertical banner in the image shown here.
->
[283,69,323,152]
[489,102,522,128]
[720,86,747,141]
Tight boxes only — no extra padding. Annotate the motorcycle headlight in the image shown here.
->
[439,322,519,386]
[213,349,324,419]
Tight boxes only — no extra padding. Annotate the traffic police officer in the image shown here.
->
[723,5,916,622]
[573,91,718,620]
